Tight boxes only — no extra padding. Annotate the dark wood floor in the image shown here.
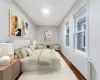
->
[58,51,86,80]
[15,73,23,80]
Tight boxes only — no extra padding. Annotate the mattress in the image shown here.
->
[20,49,61,72]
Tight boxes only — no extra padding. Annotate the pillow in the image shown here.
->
[14,50,22,59]
[29,45,35,51]
[0,55,11,66]
[37,44,44,49]
[19,48,28,58]
[26,48,33,56]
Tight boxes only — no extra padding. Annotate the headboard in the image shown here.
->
[12,40,31,50]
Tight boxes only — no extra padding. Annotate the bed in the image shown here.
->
[12,40,61,72]
[20,49,61,72]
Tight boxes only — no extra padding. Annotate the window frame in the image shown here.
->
[65,21,70,47]
[74,5,87,55]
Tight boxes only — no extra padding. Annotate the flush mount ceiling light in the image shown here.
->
[42,8,49,15]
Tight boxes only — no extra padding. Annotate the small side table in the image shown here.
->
[0,58,20,80]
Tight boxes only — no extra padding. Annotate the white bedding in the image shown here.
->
[20,49,61,72]
[38,49,51,65]
[29,49,42,65]
[50,50,60,64]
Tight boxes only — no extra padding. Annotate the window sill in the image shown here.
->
[75,49,90,60]
[65,46,70,49]
[75,49,86,55]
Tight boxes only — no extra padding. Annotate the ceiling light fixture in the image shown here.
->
[42,8,49,15]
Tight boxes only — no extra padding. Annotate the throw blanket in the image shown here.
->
[38,49,51,65]
[29,49,43,64]
[50,50,60,64]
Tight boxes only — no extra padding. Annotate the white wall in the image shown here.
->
[0,0,36,42]
[58,0,91,80]
[36,26,59,44]
[59,0,87,60]
[89,0,100,80]
[59,0,100,80]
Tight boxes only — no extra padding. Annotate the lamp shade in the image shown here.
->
[0,43,13,58]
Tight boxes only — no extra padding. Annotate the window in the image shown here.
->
[74,6,86,52]
[65,22,69,46]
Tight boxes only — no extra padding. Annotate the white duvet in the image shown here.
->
[20,49,61,72]
[50,49,60,64]
[28,49,43,65]
[38,49,51,65]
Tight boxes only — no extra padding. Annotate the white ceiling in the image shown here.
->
[13,0,77,26]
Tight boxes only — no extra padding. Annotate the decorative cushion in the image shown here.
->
[54,45,59,48]
[14,50,22,58]
[29,45,35,51]
[37,44,44,49]
[26,48,33,56]
[0,56,11,66]
[53,44,60,50]
[19,48,28,58]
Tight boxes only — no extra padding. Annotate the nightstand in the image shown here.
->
[0,58,20,80]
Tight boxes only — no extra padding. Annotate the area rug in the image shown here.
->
[18,53,78,80]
